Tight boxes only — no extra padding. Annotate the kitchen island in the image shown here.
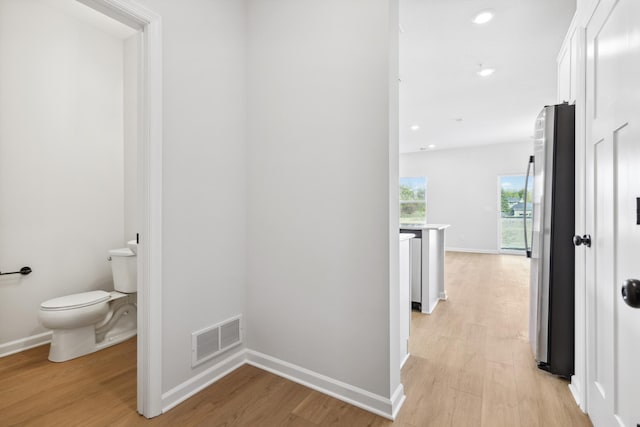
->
[399,224,450,314]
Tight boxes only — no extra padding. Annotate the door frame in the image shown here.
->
[572,26,587,413]
[558,24,588,412]
[77,0,163,417]
[557,5,591,414]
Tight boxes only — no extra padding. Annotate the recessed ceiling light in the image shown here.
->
[410,125,420,131]
[428,144,436,149]
[477,68,495,77]
[472,10,494,24]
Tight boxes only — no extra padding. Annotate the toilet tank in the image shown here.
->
[109,248,137,293]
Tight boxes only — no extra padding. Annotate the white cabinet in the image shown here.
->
[557,25,581,104]
[401,224,450,314]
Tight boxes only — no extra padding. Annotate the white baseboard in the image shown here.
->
[161,348,247,413]
[390,383,406,420]
[569,375,586,413]
[499,249,527,256]
[400,353,410,369]
[423,298,439,314]
[246,349,402,420]
[446,247,499,254]
[0,332,52,358]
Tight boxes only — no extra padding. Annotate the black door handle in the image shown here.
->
[622,279,640,309]
[573,234,591,247]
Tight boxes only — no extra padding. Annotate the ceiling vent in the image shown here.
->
[192,315,242,367]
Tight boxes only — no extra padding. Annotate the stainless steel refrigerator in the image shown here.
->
[524,103,575,378]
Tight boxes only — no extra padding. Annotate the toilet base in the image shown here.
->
[96,303,137,352]
[49,326,97,362]
[49,327,137,362]
[47,303,137,363]
[96,329,137,352]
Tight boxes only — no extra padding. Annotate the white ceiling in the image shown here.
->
[399,0,576,153]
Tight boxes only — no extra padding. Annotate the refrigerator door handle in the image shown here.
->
[524,155,534,258]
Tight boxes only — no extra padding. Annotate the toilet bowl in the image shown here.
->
[38,245,138,362]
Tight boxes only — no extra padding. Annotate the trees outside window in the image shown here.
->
[400,177,426,225]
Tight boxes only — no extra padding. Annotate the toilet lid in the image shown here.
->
[108,248,135,257]
[40,290,111,311]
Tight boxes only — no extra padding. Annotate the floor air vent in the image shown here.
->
[192,315,242,367]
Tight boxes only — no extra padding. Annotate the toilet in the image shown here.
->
[38,242,138,362]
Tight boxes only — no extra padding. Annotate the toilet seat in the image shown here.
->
[40,290,111,311]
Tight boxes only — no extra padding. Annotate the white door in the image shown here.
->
[585,0,640,425]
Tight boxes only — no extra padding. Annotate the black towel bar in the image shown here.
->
[0,266,32,276]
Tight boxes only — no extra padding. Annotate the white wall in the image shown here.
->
[123,34,139,242]
[387,0,401,403]
[400,142,532,252]
[0,0,126,351]
[246,0,398,403]
[134,0,248,396]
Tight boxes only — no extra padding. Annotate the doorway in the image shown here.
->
[498,174,532,254]
[0,0,162,418]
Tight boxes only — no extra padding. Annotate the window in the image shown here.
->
[499,175,532,251]
[400,177,426,225]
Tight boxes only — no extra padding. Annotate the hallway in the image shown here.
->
[396,252,591,426]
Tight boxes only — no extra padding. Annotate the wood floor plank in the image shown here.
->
[481,360,521,427]
[451,390,482,427]
[0,253,592,426]
[394,357,457,426]
[453,344,486,397]
[292,390,336,424]
[321,400,383,427]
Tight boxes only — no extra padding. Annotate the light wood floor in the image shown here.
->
[0,253,591,426]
